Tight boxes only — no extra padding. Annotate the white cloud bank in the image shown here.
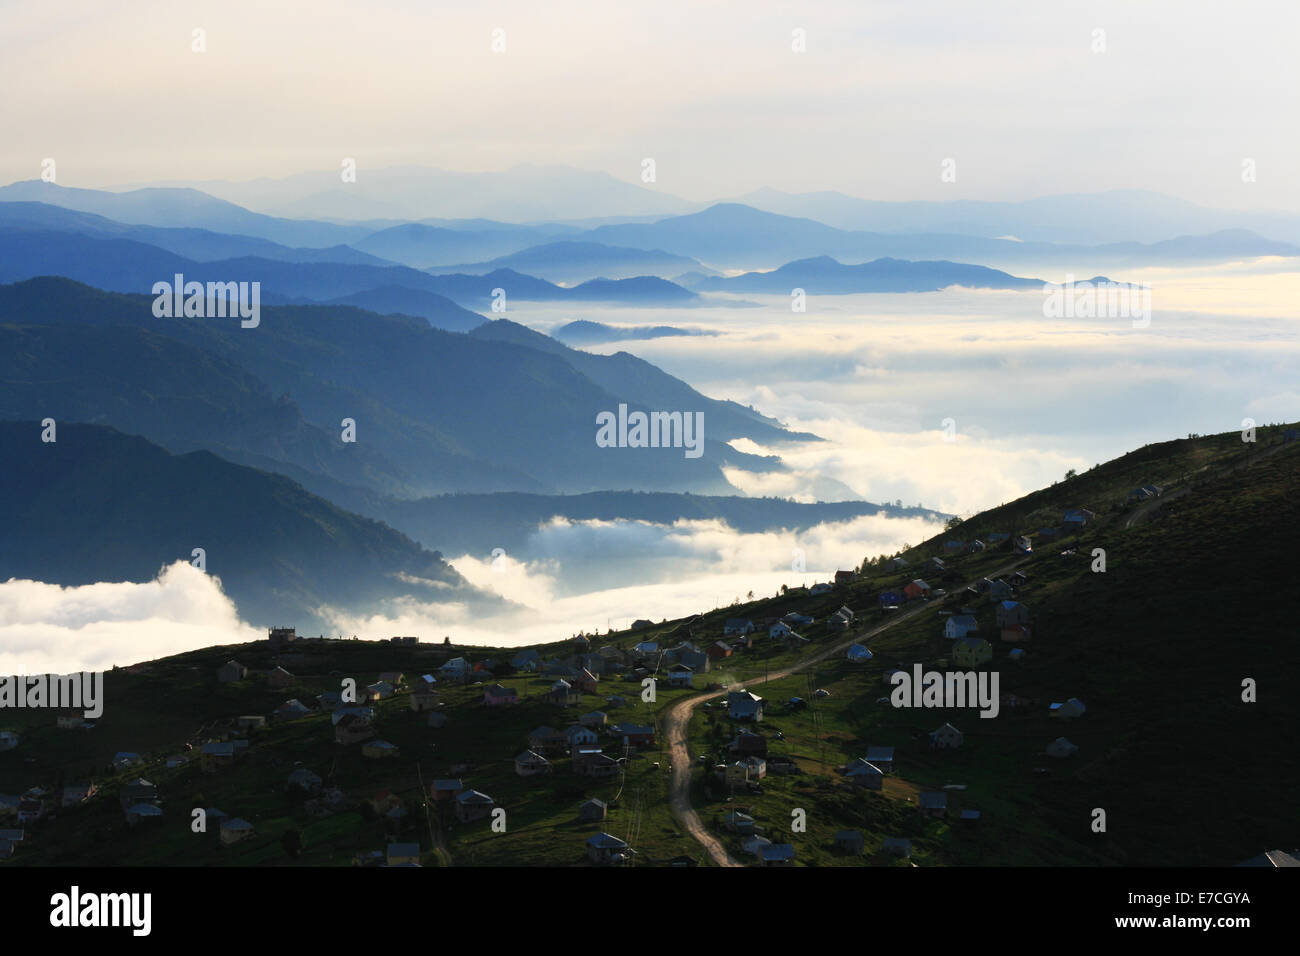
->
[0,562,261,673]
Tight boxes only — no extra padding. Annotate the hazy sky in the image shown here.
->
[3,0,1297,209]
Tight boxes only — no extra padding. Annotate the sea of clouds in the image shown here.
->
[4,266,1297,668]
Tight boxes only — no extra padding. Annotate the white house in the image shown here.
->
[944,614,978,640]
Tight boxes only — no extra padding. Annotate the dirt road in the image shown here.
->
[661,558,1028,866]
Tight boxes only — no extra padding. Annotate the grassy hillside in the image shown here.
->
[3,426,1295,866]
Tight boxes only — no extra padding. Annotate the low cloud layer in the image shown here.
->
[0,562,261,673]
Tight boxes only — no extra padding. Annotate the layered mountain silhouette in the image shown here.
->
[687,255,1043,293]
[0,278,796,500]
[0,422,488,631]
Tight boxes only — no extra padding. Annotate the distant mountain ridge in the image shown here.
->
[0,422,490,632]
[688,255,1043,294]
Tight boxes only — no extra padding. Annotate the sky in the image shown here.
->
[2,0,1298,209]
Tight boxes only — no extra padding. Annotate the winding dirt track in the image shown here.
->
[664,437,1300,865]
[662,559,1028,866]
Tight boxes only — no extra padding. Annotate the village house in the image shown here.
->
[930,723,964,749]
[631,641,659,660]
[362,681,395,702]
[1063,507,1096,530]
[59,784,96,808]
[878,590,902,608]
[430,779,463,801]
[124,802,162,826]
[944,614,978,640]
[783,611,815,627]
[266,666,295,689]
[514,750,552,776]
[769,621,794,640]
[237,715,266,730]
[844,758,884,790]
[1047,737,1079,758]
[1127,484,1163,503]
[410,675,439,711]
[527,726,567,753]
[724,618,755,636]
[577,752,621,778]
[267,626,297,645]
[483,683,519,707]
[118,778,156,810]
[722,761,749,788]
[219,817,254,845]
[386,843,420,866]
[968,539,986,553]
[566,724,599,747]
[200,741,235,773]
[882,837,912,858]
[810,582,833,595]
[1014,535,1033,554]
[288,768,323,794]
[586,831,629,864]
[676,648,710,672]
[918,792,948,818]
[729,732,768,757]
[452,790,491,822]
[988,579,1013,601]
[667,663,694,688]
[362,739,399,760]
[723,811,755,834]
[707,641,733,662]
[827,610,851,632]
[995,600,1030,628]
[335,713,376,745]
[598,645,627,665]
[846,643,873,663]
[579,798,607,822]
[548,679,581,706]
[274,699,311,721]
[217,660,247,683]
[835,830,865,855]
[1050,698,1087,719]
[903,579,932,601]
[952,635,993,667]
[834,569,857,586]
[511,649,541,671]
[1001,625,1031,643]
[611,723,655,748]
[573,668,599,694]
[579,710,608,729]
[864,745,895,772]
[727,690,765,722]
[890,556,909,569]
[760,844,796,867]
[438,657,470,681]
